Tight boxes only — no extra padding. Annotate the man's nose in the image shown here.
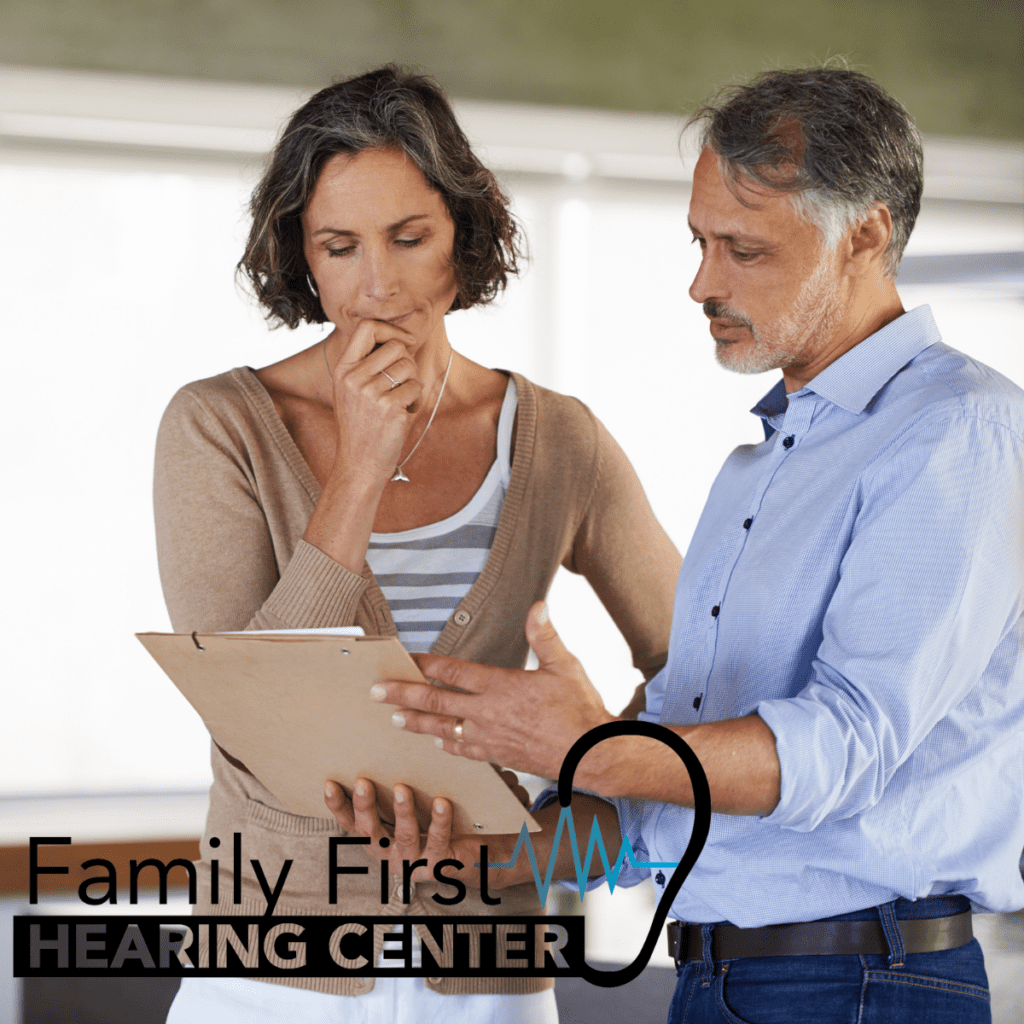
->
[688,250,724,306]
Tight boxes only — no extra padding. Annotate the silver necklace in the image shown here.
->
[321,341,454,483]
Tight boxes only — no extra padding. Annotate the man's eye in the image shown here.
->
[732,250,759,262]
[691,236,706,249]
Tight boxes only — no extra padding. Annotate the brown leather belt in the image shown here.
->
[667,911,972,963]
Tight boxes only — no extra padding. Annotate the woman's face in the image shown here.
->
[302,148,458,357]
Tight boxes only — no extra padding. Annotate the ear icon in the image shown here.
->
[556,720,711,988]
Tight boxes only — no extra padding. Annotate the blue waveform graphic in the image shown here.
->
[486,806,678,904]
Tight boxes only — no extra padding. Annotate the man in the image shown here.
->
[329,67,1023,1021]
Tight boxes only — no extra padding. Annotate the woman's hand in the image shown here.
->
[303,320,425,572]
[323,777,519,891]
[327,320,424,488]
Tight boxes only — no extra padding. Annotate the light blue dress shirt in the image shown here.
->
[611,305,1024,926]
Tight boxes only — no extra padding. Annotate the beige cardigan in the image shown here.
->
[154,367,681,995]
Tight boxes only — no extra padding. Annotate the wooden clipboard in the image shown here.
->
[136,631,539,835]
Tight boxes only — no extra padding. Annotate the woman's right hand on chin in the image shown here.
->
[326,320,423,487]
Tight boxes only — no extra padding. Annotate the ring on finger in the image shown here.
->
[453,718,466,742]
[381,370,398,390]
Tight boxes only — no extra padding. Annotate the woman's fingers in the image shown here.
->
[324,779,355,830]
[349,778,391,848]
[422,797,455,862]
[391,784,422,860]
[337,319,412,367]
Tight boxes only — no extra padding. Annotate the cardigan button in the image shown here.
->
[453,610,472,626]
[427,977,442,984]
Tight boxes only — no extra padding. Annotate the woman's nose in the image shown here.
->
[361,250,399,302]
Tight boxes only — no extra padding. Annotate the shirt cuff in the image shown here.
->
[260,540,368,628]
[532,787,652,892]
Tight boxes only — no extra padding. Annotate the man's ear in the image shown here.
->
[844,203,893,276]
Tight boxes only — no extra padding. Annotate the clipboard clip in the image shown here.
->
[191,632,205,651]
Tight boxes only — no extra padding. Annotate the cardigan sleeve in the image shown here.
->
[153,381,368,634]
[564,413,682,685]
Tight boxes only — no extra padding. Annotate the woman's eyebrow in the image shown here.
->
[312,214,431,238]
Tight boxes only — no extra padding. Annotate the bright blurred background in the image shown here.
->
[1,2,1021,1020]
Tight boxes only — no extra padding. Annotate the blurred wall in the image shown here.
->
[2,0,1022,141]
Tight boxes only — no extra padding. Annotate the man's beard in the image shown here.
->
[706,256,843,376]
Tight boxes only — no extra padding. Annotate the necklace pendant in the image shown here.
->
[391,466,410,483]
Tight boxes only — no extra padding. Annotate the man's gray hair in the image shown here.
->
[691,67,923,277]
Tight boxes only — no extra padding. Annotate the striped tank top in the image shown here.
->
[365,377,517,653]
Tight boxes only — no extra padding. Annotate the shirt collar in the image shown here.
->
[751,305,941,424]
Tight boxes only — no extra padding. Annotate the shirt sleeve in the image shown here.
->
[153,383,368,633]
[758,409,1024,832]
[531,787,654,891]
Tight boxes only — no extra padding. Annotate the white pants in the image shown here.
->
[165,977,559,1023]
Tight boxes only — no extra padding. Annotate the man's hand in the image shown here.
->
[371,602,615,779]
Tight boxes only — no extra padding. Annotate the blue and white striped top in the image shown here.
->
[366,377,517,653]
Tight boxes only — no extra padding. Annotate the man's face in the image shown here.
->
[687,148,845,380]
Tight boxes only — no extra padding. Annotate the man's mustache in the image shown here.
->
[703,300,753,329]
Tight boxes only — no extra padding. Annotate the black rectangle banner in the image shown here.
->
[13,915,585,978]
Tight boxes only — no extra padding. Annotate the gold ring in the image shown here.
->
[453,718,465,742]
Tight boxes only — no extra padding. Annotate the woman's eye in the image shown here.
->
[396,236,424,248]
[327,246,355,258]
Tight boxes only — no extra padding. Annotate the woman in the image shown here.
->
[157,65,681,1023]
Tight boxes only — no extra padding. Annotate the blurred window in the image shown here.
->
[2,69,1021,799]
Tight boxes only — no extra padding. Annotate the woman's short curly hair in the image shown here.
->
[239,65,523,328]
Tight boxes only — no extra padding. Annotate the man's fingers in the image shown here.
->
[433,736,491,761]
[525,600,582,676]
[371,681,474,718]
[411,654,496,695]
[499,769,531,808]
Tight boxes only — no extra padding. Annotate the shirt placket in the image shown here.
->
[665,396,817,726]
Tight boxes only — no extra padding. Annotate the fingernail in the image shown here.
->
[391,712,406,728]
[394,789,406,804]
[325,783,334,799]
[354,781,367,796]
[434,737,444,748]
[537,602,550,626]
[370,685,386,701]
[434,800,445,815]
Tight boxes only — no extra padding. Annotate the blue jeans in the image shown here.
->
[667,897,991,1024]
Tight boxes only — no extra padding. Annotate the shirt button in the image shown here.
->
[453,610,471,626]
[692,695,702,709]
[782,435,795,449]
[743,518,752,529]
[711,606,720,617]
